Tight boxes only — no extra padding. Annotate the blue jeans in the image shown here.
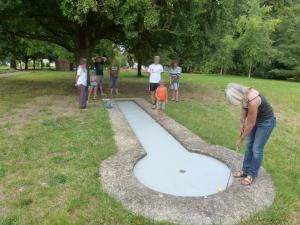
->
[242,117,276,178]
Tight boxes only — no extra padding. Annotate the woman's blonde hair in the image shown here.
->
[225,83,250,106]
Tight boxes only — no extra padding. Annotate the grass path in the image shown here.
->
[0,71,299,225]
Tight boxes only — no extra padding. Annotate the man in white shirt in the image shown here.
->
[147,56,164,109]
[75,58,88,109]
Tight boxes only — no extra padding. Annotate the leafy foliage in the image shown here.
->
[0,0,300,80]
[237,0,280,77]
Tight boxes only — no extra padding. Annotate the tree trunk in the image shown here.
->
[24,59,28,70]
[19,61,22,70]
[10,57,17,69]
[33,59,36,70]
[220,67,223,75]
[248,63,252,78]
[69,63,74,71]
[40,59,44,69]
[74,48,93,67]
[137,59,142,77]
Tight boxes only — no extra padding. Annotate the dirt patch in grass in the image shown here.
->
[180,91,223,103]
[119,81,149,98]
[172,83,223,104]
[0,95,79,134]
[289,209,300,225]
[286,115,300,127]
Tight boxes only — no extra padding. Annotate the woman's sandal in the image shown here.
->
[241,175,253,185]
[233,170,247,178]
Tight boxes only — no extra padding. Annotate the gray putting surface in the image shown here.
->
[118,101,233,197]
[101,98,275,225]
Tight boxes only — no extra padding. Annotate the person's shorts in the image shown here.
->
[149,83,159,92]
[110,76,118,88]
[170,81,180,90]
[89,81,97,89]
[95,75,103,83]
[156,101,166,110]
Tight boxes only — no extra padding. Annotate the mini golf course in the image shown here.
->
[101,98,275,225]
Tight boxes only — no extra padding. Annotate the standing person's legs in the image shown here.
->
[156,101,162,120]
[170,82,175,101]
[78,85,87,109]
[156,101,166,119]
[77,85,82,107]
[93,87,97,99]
[109,76,114,96]
[96,75,104,95]
[175,90,179,101]
[114,77,119,95]
[88,87,93,102]
[151,91,156,105]
[247,118,276,178]
[150,83,158,109]
[99,81,104,95]
[174,81,179,101]
[84,86,88,106]
[242,127,256,174]
[172,90,176,101]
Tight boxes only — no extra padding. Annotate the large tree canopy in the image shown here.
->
[0,0,300,80]
[0,0,203,64]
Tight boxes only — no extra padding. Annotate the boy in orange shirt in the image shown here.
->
[155,79,168,120]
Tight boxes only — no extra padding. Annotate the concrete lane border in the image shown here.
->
[100,98,275,225]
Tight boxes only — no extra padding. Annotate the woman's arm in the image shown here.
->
[241,105,258,139]
[236,101,260,149]
[240,107,247,135]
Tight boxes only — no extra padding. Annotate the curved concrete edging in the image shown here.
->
[100,98,275,225]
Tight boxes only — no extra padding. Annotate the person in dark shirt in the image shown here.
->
[225,83,276,185]
[94,56,107,96]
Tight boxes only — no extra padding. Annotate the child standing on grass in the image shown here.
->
[109,59,120,96]
[155,79,168,120]
[75,58,88,109]
[169,60,181,102]
[88,65,97,102]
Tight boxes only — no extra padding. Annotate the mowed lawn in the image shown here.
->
[0,70,299,225]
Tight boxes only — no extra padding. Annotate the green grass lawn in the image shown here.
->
[0,66,16,74]
[0,71,299,225]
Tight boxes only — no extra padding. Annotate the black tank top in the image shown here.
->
[246,94,274,123]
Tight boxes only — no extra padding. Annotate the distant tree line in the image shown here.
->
[0,0,299,81]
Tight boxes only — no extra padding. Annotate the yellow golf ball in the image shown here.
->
[217,187,223,192]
